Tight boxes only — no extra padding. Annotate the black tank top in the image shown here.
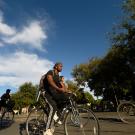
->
[43,70,61,93]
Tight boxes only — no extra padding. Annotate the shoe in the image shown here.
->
[53,112,59,121]
[63,108,66,111]
[53,112,62,125]
[43,129,53,135]
[57,120,62,125]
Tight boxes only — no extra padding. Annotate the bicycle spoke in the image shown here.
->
[26,108,47,135]
[64,107,100,135]
[117,102,135,124]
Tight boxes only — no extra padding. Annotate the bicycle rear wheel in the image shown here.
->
[0,107,14,127]
[117,102,135,124]
[26,107,47,135]
[64,107,100,135]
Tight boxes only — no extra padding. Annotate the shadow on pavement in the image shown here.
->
[98,117,122,123]
[19,121,65,135]
[19,122,27,135]
[0,119,15,130]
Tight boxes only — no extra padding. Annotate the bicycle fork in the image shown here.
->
[70,99,80,126]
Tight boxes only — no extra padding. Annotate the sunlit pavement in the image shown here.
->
[0,112,135,135]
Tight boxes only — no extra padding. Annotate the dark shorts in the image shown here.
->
[46,88,70,109]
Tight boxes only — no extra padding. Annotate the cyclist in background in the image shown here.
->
[0,89,11,110]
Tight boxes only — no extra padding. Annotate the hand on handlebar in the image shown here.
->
[58,87,66,93]
[66,91,72,94]
[64,90,76,96]
[58,87,70,93]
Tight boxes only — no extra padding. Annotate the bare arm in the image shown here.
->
[60,81,71,93]
[60,82,65,88]
[47,74,65,92]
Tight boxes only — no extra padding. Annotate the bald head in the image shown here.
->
[53,62,63,72]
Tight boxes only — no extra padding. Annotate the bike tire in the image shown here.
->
[0,107,14,126]
[64,107,100,135]
[117,102,135,124]
[26,107,47,135]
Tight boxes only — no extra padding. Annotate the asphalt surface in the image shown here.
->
[0,112,135,135]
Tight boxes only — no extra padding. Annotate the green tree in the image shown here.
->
[72,0,135,104]
[109,0,135,99]
[12,82,38,109]
[72,58,102,97]
[84,91,95,104]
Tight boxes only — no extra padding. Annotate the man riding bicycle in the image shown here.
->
[39,62,70,135]
[0,89,11,110]
[0,89,15,112]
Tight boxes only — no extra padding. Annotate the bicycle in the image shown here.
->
[26,90,100,135]
[0,100,15,126]
[117,100,135,124]
[111,89,135,124]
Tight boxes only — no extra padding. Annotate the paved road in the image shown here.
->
[0,112,135,135]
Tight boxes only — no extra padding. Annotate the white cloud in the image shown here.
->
[0,10,52,88]
[0,13,16,35]
[0,11,47,50]
[0,52,53,87]
[4,21,47,50]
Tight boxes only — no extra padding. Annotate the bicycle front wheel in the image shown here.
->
[64,107,100,135]
[26,107,47,135]
[117,102,135,124]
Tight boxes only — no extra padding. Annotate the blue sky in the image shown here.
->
[0,0,123,96]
